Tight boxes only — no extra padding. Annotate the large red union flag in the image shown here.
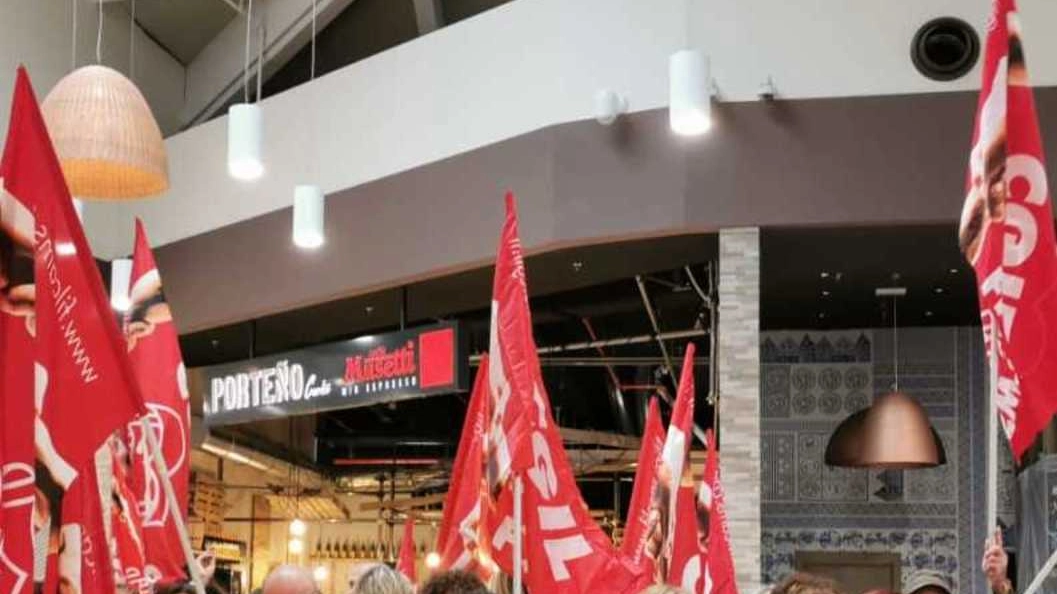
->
[2,67,148,594]
[125,219,190,581]
[437,354,492,580]
[958,0,1057,460]
[485,193,643,594]
[620,397,664,575]
[700,430,738,594]
[661,347,699,589]
[2,66,146,467]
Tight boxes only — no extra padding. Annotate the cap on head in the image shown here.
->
[905,569,953,594]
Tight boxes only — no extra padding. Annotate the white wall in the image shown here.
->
[88,0,1057,258]
[0,1,185,140]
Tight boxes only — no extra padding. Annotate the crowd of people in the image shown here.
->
[151,530,1014,594]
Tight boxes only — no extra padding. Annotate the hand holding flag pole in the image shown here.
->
[142,417,207,594]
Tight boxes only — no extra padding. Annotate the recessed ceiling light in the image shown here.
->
[820,272,830,279]
[818,312,827,319]
[949,268,959,274]
[934,287,945,294]
[572,261,584,272]
[365,305,374,314]
[821,290,831,297]
[925,311,934,317]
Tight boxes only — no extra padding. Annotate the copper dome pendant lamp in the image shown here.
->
[825,287,947,469]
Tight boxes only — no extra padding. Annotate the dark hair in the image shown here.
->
[154,580,198,594]
[771,573,843,594]
[419,571,490,594]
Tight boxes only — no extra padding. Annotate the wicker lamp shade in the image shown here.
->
[41,65,168,200]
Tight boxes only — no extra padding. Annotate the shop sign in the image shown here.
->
[200,322,466,426]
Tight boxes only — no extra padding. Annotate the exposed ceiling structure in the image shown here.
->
[131,0,240,65]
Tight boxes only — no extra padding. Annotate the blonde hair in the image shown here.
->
[639,586,690,594]
[352,565,413,594]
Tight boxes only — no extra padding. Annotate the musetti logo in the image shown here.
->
[342,328,455,394]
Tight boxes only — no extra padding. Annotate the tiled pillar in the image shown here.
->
[719,227,762,592]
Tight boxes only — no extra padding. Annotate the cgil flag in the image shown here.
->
[484,193,644,594]
[698,430,738,594]
[111,445,152,594]
[125,219,191,581]
[958,0,1057,460]
[436,354,493,581]
[0,66,148,594]
[396,515,417,584]
[620,397,665,577]
[658,347,700,590]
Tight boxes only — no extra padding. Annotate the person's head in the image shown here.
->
[488,572,513,594]
[351,564,412,594]
[345,562,382,594]
[904,570,953,594]
[638,586,689,594]
[154,580,197,594]
[771,573,843,594]
[420,571,490,594]
[262,565,317,594]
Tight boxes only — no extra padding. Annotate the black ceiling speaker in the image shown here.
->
[911,17,980,81]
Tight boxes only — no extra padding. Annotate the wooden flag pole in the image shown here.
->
[986,322,999,534]
[141,416,206,594]
[512,476,523,594]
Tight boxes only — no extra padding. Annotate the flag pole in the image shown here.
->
[141,416,207,594]
[1023,550,1057,594]
[512,475,523,594]
[986,322,999,534]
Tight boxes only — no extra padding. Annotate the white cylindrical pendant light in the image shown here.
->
[228,103,264,180]
[669,49,712,136]
[110,258,133,311]
[293,185,325,249]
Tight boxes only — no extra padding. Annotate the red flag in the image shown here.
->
[958,0,1057,460]
[1,67,148,593]
[396,516,417,584]
[58,460,116,594]
[437,355,493,580]
[699,430,738,594]
[124,219,190,581]
[620,397,664,576]
[484,193,643,594]
[111,447,152,594]
[0,69,45,594]
[657,347,698,588]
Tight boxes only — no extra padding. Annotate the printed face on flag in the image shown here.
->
[0,188,35,334]
[124,270,171,352]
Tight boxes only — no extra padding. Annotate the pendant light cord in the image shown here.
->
[244,0,253,103]
[71,0,78,69]
[96,0,103,64]
[310,0,317,81]
[129,0,136,81]
[893,295,900,391]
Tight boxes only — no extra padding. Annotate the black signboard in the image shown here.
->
[200,322,467,426]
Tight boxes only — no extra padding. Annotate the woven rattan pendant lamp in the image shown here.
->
[42,66,168,199]
[41,0,167,199]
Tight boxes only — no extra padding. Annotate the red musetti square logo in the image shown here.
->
[418,328,455,388]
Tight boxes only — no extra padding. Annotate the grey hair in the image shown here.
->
[352,565,413,594]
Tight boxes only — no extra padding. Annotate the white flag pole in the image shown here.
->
[1023,550,1057,594]
[512,475,524,594]
[986,322,999,534]
[141,416,206,594]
